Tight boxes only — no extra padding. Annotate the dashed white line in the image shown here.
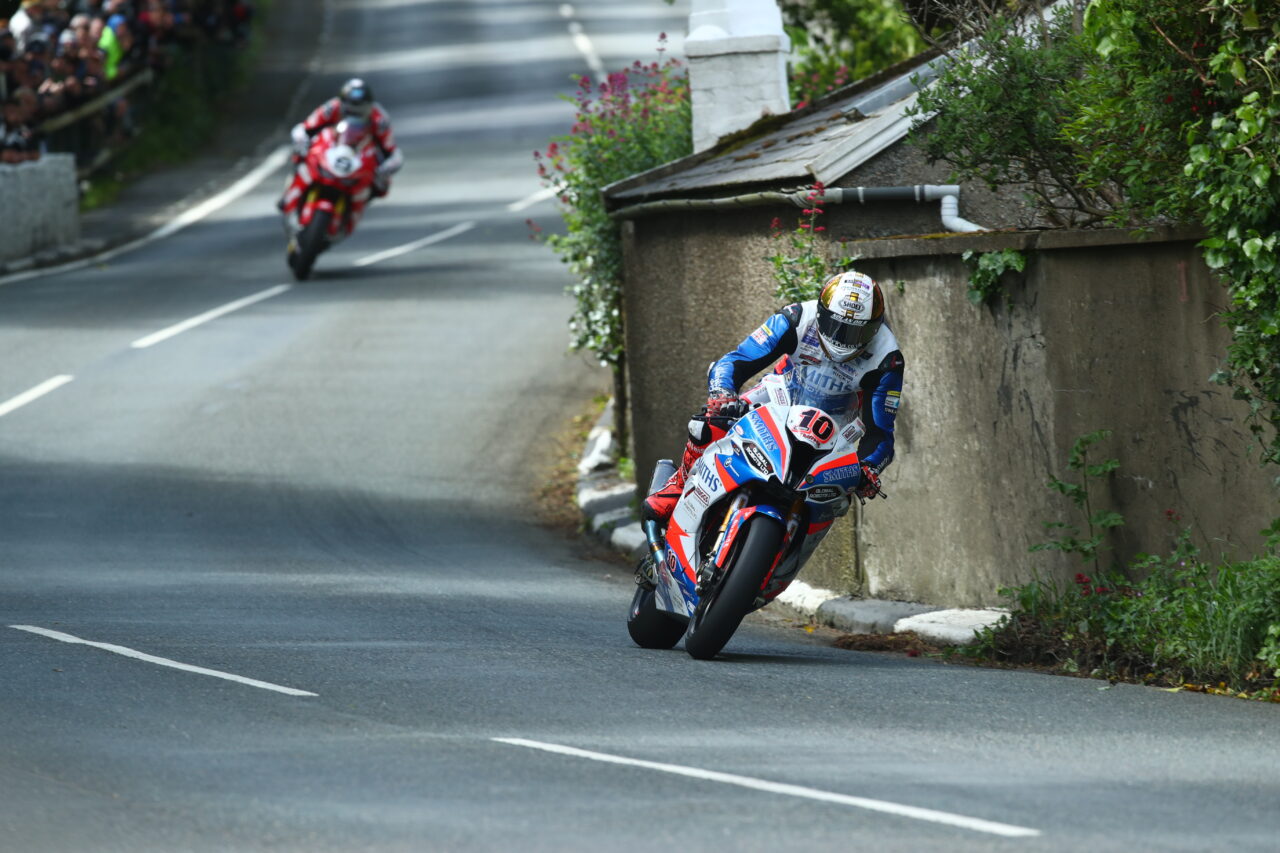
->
[352,221,476,267]
[507,186,559,213]
[492,738,1041,838]
[11,625,317,697]
[567,20,605,77]
[0,375,74,418]
[130,284,292,349]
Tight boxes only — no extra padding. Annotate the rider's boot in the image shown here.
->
[641,438,706,525]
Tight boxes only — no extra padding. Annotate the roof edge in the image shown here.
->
[602,46,943,210]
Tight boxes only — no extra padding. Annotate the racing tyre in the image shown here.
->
[683,516,784,660]
[627,585,685,649]
[291,210,330,281]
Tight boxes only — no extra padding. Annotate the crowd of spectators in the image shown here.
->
[0,0,253,164]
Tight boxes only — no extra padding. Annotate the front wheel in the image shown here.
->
[683,516,784,660]
[627,584,686,649]
[289,209,331,281]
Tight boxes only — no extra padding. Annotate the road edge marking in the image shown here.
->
[11,625,317,697]
[492,737,1040,838]
[0,146,291,289]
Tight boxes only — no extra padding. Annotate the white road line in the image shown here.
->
[11,625,317,697]
[130,284,292,349]
[0,375,74,418]
[351,221,476,267]
[0,146,291,288]
[567,20,606,78]
[492,738,1041,839]
[506,186,559,213]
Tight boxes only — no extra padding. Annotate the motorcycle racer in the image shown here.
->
[642,270,905,525]
[278,78,403,216]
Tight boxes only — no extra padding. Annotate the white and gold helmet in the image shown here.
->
[816,271,885,362]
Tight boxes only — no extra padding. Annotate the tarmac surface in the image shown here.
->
[1,1,1278,851]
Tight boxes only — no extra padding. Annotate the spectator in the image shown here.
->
[1,0,257,170]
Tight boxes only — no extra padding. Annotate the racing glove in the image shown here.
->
[704,389,739,418]
[290,123,309,156]
[854,465,883,501]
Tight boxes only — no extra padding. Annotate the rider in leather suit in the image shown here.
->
[278,78,404,219]
[642,270,904,524]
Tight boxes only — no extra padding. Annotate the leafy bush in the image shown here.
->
[969,433,1280,698]
[961,248,1025,306]
[780,0,925,107]
[535,44,691,370]
[909,1,1280,465]
[766,183,853,303]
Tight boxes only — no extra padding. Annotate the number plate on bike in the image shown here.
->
[787,407,836,448]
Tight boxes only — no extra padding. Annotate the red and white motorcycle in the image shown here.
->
[282,119,379,280]
[629,374,877,659]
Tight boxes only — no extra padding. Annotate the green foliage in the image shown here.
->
[908,9,1109,226]
[911,1,1280,466]
[960,248,1025,306]
[967,437,1280,696]
[765,183,855,302]
[780,0,924,106]
[1030,429,1123,574]
[535,48,692,366]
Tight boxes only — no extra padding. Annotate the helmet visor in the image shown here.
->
[818,309,880,353]
[342,98,372,119]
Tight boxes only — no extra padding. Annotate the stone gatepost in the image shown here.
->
[686,0,791,153]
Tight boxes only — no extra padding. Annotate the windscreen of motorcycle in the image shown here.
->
[324,144,361,179]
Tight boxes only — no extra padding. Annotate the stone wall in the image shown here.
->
[0,155,79,262]
[620,214,1279,606]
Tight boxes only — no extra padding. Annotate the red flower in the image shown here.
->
[815,226,826,232]
[1075,573,1091,584]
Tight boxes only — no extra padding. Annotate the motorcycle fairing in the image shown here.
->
[652,381,867,621]
[713,504,785,570]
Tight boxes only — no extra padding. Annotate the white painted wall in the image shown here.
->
[686,0,791,152]
[0,154,80,261]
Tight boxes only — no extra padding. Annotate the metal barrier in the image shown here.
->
[36,69,155,178]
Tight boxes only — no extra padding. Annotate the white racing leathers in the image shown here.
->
[709,299,905,475]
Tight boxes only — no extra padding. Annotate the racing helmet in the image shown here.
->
[816,271,885,362]
[339,78,374,119]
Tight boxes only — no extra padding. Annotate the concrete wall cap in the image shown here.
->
[685,32,789,57]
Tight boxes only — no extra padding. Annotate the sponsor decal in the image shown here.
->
[750,416,780,457]
[698,463,721,493]
[798,354,821,365]
[817,464,860,484]
[804,484,843,502]
[840,419,865,444]
[742,440,774,475]
[750,325,771,345]
[886,390,902,411]
[692,485,711,505]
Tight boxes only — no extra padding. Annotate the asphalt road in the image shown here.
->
[2,1,1278,851]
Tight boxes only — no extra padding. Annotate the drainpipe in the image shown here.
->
[609,184,988,233]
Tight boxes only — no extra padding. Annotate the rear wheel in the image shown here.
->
[627,584,686,649]
[683,516,784,660]
[290,209,331,281]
